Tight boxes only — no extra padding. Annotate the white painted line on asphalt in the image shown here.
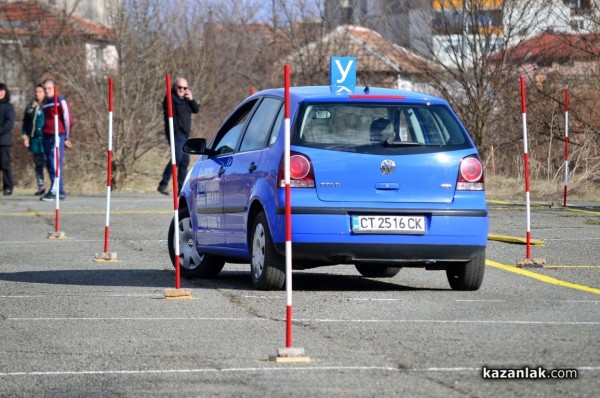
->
[7,317,267,321]
[0,294,158,299]
[349,298,404,301]
[0,239,166,244]
[544,238,600,241]
[0,239,102,244]
[454,300,506,302]
[5,317,600,326]
[1,365,599,378]
[294,319,600,326]
[559,300,600,303]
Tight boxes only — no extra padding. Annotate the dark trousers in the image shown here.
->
[43,134,66,195]
[0,145,13,191]
[33,153,46,187]
[160,132,190,192]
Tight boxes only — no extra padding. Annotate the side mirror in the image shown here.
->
[182,138,208,155]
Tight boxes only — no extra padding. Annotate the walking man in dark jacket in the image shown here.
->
[0,82,16,196]
[157,77,200,195]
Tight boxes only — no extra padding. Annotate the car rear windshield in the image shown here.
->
[294,103,471,153]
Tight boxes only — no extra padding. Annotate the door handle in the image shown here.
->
[218,166,225,176]
[248,163,257,172]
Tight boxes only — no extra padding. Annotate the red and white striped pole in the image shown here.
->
[271,65,308,362]
[54,89,61,233]
[95,78,116,260]
[166,74,181,289]
[520,76,531,259]
[563,86,569,207]
[104,78,113,253]
[284,64,293,348]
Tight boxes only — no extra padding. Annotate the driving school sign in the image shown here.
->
[330,56,356,93]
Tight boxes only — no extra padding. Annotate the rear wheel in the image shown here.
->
[355,264,401,278]
[446,252,485,291]
[168,207,225,278]
[250,211,285,290]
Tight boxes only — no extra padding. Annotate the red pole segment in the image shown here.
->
[166,74,180,289]
[284,64,292,348]
[53,89,61,233]
[563,86,569,207]
[520,76,531,259]
[103,78,114,254]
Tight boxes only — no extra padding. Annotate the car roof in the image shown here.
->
[254,86,447,105]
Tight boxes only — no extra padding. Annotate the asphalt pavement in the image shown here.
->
[0,194,599,397]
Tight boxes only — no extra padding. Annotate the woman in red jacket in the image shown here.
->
[40,79,72,201]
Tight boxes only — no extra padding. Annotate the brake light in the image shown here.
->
[348,94,406,100]
[278,152,315,188]
[456,156,484,191]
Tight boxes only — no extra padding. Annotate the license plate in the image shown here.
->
[351,215,426,234]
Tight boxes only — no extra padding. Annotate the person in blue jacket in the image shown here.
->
[21,84,47,195]
[0,82,16,196]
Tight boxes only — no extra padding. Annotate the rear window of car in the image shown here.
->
[294,103,470,153]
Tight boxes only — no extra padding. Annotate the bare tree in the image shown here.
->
[512,2,600,192]
[407,0,562,157]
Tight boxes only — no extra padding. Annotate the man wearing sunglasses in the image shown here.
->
[157,77,200,195]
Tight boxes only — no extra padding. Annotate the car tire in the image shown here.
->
[355,264,401,278]
[168,207,225,278]
[250,211,285,290]
[446,252,485,291]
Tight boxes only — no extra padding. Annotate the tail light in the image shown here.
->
[456,156,484,191]
[278,152,315,188]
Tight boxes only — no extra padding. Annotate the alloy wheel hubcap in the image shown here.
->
[252,223,266,279]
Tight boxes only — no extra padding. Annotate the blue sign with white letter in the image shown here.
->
[330,56,356,93]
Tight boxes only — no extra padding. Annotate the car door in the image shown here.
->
[194,100,257,250]
[222,97,283,251]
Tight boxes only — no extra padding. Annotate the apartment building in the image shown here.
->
[326,1,598,66]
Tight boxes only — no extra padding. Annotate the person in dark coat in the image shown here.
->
[157,77,200,195]
[0,82,16,196]
[21,84,47,195]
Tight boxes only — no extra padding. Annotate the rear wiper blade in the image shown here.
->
[383,140,424,147]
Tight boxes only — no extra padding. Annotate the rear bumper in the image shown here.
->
[271,207,488,265]
[275,242,485,265]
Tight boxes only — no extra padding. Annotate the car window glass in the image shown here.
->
[296,103,468,153]
[212,100,256,155]
[268,107,284,146]
[240,98,283,152]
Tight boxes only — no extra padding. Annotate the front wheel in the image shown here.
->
[355,264,401,278]
[446,252,485,291]
[250,211,285,290]
[168,207,225,278]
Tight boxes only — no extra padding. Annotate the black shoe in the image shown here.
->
[157,184,169,196]
[3,189,12,196]
[35,187,45,196]
[59,193,66,200]
[41,192,56,201]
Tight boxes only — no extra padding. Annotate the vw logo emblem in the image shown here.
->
[380,159,396,175]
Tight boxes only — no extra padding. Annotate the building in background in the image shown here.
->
[283,25,441,93]
[325,0,433,58]
[36,0,118,27]
[432,0,598,66]
[0,0,117,102]
[326,1,598,66]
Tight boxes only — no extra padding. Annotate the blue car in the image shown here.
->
[168,86,488,290]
